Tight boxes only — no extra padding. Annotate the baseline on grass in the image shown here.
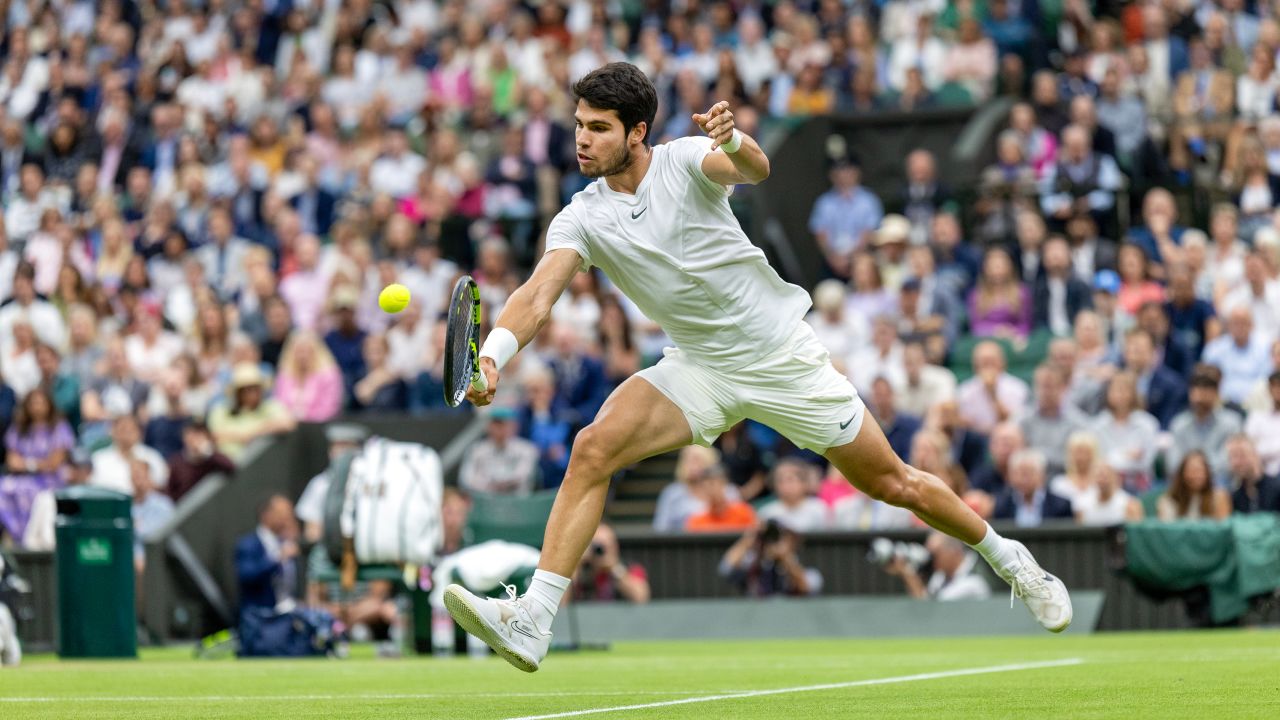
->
[443,61,1072,674]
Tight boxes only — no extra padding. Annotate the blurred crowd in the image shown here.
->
[0,0,1279,559]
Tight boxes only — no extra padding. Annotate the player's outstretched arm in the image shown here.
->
[467,248,580,406]
[693,100,770,186]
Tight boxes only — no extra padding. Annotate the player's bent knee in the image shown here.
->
[563,424,616,483]
[866,464,922,509]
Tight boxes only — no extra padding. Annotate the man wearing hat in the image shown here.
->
[808,150,884,279]
[206,363,296,461]
[296,423,370,544]
[458,406,540,496]
[324,285,368,403]
[873,214,912,292]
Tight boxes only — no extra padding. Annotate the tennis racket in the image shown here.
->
[443,275,489,407]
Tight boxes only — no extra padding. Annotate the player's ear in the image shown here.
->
[630,121,647,146]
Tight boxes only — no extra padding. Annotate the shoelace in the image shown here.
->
[1008,564,1051,608]
[503,583,519,602]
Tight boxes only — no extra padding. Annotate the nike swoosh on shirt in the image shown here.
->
[631,207,648,219]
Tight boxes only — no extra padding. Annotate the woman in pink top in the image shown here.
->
[274,331,344,422]
[1116,244,1166,316]
[943,19,997,101]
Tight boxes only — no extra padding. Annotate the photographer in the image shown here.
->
[882,531,992,601]
[719,519,823,598]
[572,523,650,603]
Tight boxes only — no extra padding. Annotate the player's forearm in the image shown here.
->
[493,280,555,349]
[726,134,770,184]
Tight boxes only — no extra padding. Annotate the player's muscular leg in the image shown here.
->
[824,420,987,544]
[537,376,693,577]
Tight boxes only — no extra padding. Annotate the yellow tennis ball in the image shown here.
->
[378,283,411,314]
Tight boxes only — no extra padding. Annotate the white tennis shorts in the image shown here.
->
[638,322,866,451]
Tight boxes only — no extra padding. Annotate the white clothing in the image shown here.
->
[757,497,830,532]
[546,137,811,372]
[1072,486,1135,526]
[89,444,170,495]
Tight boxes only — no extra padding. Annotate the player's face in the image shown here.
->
[574,101,637,178]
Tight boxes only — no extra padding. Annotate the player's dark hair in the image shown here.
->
[573,62,658,145]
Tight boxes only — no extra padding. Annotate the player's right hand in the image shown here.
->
[467,357,499,407]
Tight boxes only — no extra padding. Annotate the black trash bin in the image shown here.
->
[54,486,137,658]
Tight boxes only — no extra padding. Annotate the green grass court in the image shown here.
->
[2,631,1277,719]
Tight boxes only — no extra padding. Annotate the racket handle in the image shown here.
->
[471,370,489,393]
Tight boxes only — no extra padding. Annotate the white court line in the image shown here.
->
[0,690,742,703]
[501,658,1086,720]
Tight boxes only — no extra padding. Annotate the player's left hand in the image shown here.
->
[692,100,736,151]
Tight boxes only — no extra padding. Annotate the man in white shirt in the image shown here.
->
[457,408,540,496]
[956,341,1031,434]
[90,414,170,496]
[1203,306,1273,406]
[756,459,829,532]
[733,15,778,97]
[897,340,957,418]
[1219,251,1280,346]
[368,129,427,199]
[443,63,1071,673]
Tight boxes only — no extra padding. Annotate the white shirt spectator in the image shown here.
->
[955,373,1031,434]
[927,552,992,600]
[1245,406,1280,476]
[757,497,830,532]
[1220,281,1280,346]
[458,437,540,496]
[125,332,186,382]
[806,311,871,367]
[90,443,170,495]
[1073,485,1137,526]
[887,36,947,91]
[897,364,958,418]
[831,493,915,530]
[0,299,66,353]
[369,151,427,199]
[847,343,906,396]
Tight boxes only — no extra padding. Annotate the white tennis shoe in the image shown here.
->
[996,540,1073,633]
[443,584,551,673]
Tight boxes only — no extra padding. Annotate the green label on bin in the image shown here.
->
[77,538,113,565]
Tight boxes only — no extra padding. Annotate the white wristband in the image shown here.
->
[720,129,743,154]
[478,327,519,370]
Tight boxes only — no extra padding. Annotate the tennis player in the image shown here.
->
[444,62,1071,672]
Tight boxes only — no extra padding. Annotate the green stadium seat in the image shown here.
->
[466,491,558,548]
[934,83,975,107]
[948,330,1054,384]
[1139,487,1167,519]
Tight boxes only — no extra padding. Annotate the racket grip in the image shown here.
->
[471,370,489,393]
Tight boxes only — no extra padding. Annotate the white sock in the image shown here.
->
[524,569,570,628]
[968,523,1020,573]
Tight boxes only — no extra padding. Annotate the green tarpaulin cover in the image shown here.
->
[1124,515,1280,623]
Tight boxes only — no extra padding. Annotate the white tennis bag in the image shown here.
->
[339,437,444,566]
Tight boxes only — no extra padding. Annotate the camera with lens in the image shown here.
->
[866,537,931,572]
[590,542,606,558]
[760,518,783,545]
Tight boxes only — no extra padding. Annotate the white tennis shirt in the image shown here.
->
[546,136,811,371]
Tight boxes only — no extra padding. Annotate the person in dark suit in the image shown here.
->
[900,149,952,237]
[870,377,921,461]
[968,421,1024,494]
[548,324,607,430]
[993,448,1075,526]
[235,495,301,613]
[288,156,337,238]
[1064,212,1118,282]
[1124,327,1187,428]
[1227,435,1280,514]
[1033,235,1093,336]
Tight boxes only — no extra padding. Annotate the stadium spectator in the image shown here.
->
[1158,451,1232,521]
[654,446,719,533]
[1050,431,1102,507]
[1039,124,1123,225]
[897,340,957,419]
[1226,435,1280,514]
[518,365,573,490]
[458,407,539,497]
[351,334,408,413]
[993,448,1075,527]
[1021,364,1089,476]
[1074,454,1144,526]
[868,376,921,462]
[872,215,912,295]
[547,324,606,430]
[1220,250,1280,343]
[90,414,169,496]
[969,422,1025,494]
[274,331,344,423]
[847,315,904,395]
[1245,371,1280,476]
[0,389,73,545]
[900,149,951,239]
[756,459,827,533]
[806,280,868,370]
[884,531,993,601]
[1202,305,1272,407]
[1034,235,1094,337]
[295,424,370,544]
[1092,371,1161,493]
[809,153,882,279]
[1166,365,1242,480]
[207,364,296,461]
[956,341,1030,434]
[1136,301,1194,380]
[903,246,964,349]
[79,338,150,447]
[165,421,234,504]
[847,254,899,325]
[686,464,757,533]
[573,523,650,604]
[1123,328,1187,429]
[967,247,1032,340]
[324,289,369,402]
[131,458,175,576]
[144,368,195,460]
[720,519,822,597]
